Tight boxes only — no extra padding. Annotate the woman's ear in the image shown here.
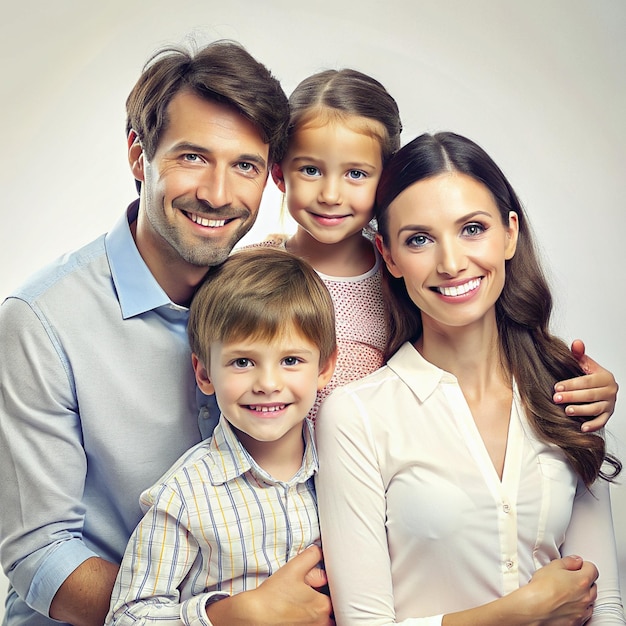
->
[191,354,215,396]
[505,211,519,260]
[271,163,286,193]
[127,130,145,183]
[375,234,403,279]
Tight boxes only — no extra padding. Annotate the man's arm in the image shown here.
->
[49,558,119,626]
[553,340,618,432]
[206,546,334,626]
[0,298,99,621]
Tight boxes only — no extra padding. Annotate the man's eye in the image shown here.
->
[184,154,201,162]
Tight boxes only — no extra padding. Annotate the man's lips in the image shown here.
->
[184,210,234,228]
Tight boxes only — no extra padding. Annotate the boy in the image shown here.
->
[106,247,336,626]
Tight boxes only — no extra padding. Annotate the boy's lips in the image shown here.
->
[245,403,288,413]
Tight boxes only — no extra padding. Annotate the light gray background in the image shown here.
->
[1,0,624,620]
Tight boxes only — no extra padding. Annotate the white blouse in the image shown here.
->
[316,342,624,625]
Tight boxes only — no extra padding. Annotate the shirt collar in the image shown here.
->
[105,201,177,319]
[386,341,457,402]
[208,415,318,485]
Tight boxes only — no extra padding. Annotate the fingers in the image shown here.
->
[287,545,324,577]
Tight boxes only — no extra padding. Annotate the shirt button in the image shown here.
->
[505,560,514,570]
[503,503,511,513]
[200,407,211,419]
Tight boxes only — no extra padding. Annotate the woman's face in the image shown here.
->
[376,172,518,332]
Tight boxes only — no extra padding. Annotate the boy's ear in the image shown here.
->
[127,130,145,182]
[317,349,338,391]
[192,353,215,396]
[271,163,286,193]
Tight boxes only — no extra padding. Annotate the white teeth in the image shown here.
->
[249,405,285,413]
[189,212,227,228]
[438,278,481,297]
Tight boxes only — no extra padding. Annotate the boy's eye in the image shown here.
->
[233,358,252,369]
[282,356,301,366]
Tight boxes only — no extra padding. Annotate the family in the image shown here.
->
[0,39,622,626]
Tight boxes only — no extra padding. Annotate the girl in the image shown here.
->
[315,132,624,625]
[256,69,618,426]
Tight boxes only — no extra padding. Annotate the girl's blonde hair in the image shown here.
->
[287,68,402,165]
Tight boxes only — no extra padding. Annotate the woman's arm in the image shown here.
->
[554,340,618,432]
[559,479,625,624]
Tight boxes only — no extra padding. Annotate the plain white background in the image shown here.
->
[1,0,624,621]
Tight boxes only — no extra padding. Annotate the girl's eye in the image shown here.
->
[347,170,367,180]
[301,166,321,177]
[282,356,301,367]
[406,234,431,248]
[463,223,486,237]
[233,358,252,369]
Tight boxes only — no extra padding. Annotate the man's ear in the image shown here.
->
[192,353,215,396]
[127,130,145,183]
[271,163,286,193]
[317,349,338,391]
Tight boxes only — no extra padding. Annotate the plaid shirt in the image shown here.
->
[108,416,319,626]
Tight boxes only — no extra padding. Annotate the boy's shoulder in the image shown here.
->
[139,436,216,511]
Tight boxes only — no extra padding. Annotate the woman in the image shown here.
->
[316,132,624,625]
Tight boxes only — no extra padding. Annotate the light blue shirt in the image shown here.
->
[0,202,217,626]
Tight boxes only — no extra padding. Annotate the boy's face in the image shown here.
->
[192,328,335,452]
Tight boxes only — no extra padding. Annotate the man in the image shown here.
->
[0,40,331,626]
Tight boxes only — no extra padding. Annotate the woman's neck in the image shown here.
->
[417,313,510,398]
[286,227,375,277]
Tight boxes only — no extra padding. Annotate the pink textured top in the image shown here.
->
[244,236,387,421]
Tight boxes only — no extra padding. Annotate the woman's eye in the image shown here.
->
[463,223,486,237]
[407,234,430,248]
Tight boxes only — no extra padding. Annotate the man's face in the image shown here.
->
[135,90,270,268]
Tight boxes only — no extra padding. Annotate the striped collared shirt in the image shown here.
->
[108,415,319,626]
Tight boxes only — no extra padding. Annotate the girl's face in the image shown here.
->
[377,172,518,332]
[273,117,384,245]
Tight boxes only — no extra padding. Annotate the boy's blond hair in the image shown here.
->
[189,247,336,367]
